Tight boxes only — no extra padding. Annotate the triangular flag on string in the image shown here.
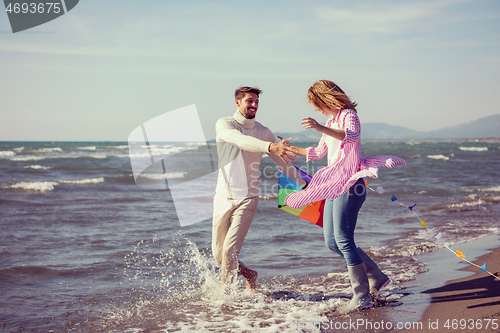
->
[456,249,465,259]
[391,195,397,202]
[480,263,487,272]
[409,204,417,210]
[420,220,426,227]
[376,186,384,194]
[435,232,443,242]
[364,180,369,186]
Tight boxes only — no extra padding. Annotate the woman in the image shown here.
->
[286,80,406,310]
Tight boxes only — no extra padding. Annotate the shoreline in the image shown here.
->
[391,233,500,332]
[322,234,500,333]
[398,234,500,333]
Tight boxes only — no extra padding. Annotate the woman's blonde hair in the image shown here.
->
[307,80,357,112]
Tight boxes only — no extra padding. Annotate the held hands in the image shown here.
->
[301,117,323,131]
[270,136,297,164]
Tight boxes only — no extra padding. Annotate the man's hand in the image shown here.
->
[269,137,297,164]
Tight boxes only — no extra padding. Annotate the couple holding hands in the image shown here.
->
[211,80,406,310]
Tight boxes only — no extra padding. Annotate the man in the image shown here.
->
[212,86,306,291]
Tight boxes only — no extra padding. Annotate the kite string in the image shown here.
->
[365,183,500,281]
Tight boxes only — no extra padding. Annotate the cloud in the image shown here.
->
[0,1,324,70]
[314,0,466,34]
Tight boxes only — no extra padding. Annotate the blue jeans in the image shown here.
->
[323,178,366,266]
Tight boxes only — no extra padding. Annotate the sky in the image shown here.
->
[1,0,499,141]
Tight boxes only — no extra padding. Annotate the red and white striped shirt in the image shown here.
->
[285,109,406,208]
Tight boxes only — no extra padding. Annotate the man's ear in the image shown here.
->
[235,99,241,107]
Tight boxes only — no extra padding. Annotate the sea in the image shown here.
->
[0,140,499,332]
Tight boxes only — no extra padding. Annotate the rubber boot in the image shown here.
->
[358,248,391,293]
[347,263,374,310]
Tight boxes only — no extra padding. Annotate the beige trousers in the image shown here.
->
[211,194,259,284]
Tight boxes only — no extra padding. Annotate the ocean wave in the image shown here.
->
[459,147,488,152]
[486,195,500,203]
[88,153,107,159]
[10,152,107,161]
[78,146,97,151]
[448,199,486,209]
[259,193,278,200]
[112,153,131,158]
[0,151,16,158]
[24,165,53,170]
[33,147,63,153]
[4,181,58,192]
[464,193,500,204]
[60,177,105,185]
[427,154,449,160]
[128,144,200,159]
[3,177,105,192]
[462,185,500,193]
[12,147,24,153]
[478,186,500,192]
[0,266,60,279]
[9,156,45,162]
[140,172,187,180]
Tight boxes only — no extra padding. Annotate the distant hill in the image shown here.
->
[276,114,500,141]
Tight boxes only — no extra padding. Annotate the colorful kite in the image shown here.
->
[277,166,324,227]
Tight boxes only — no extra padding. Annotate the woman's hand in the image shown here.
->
[302,117,346,141]
[301,117,323,131]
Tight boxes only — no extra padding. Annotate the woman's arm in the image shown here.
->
[301,117,346,141]
[289,145,307,157]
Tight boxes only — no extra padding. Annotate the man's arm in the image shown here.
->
[216,118,270,153]
[216,118,297,164]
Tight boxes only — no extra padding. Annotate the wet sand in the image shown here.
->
[400,239,500,332]
[321,234,500,333]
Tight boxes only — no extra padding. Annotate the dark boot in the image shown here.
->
[347,263,374,310]
[358,248,390,293]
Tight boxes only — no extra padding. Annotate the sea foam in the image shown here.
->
[5,181,58,192]
[78,146,97,151]
[0,151,16,158]
[140,172,187,180]
[33,147,63,153]
[4,178,105,192]
[9,156,45,162]
[24,165,53,170]
[427,154,449,160]
[60,177,105,185]
[459,147,488,152]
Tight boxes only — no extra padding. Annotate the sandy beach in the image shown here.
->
[317,234,500,333]
[392,234,500,333]
[401,244,500,332]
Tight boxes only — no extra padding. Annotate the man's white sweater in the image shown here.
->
[215,111,305,199]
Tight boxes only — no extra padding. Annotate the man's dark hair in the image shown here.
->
[235,86,262,100]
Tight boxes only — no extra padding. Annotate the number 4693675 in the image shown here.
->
[444,319,498,330]
[5,2,62,14]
